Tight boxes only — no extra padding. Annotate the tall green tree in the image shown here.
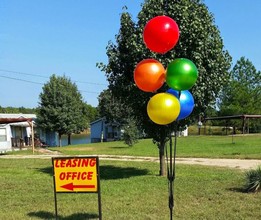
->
[98,89,120,123]
[37,74,88,146]
[97,89,131,124]
[98,89,139,145]
[218,57,261,132]
[84,103,99,124]
[98,0,231,175]
[219,57,261,115]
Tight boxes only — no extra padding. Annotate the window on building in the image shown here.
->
[0,128,7,142]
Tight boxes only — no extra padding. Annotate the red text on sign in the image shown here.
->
[55,158,96,168]
[59,172,94,180]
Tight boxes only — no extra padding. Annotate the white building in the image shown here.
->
[0,113,58,152]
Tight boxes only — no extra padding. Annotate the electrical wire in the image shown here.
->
[0,75,101,94]
[0,75,44,85]
[0,68,108,86]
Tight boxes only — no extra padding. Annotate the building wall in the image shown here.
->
[44,130,58,147]
[90,119,104,143]
[0,124,12,152]
[0,114,59,148]
[90,118,122,143]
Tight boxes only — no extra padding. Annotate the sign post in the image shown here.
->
[52,156,102,219]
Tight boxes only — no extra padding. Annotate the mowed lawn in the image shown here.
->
[1,135,261,219]
[47,134,261,159]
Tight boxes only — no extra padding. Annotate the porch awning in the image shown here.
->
[0,118,33,124]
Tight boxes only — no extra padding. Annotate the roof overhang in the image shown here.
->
[0,118,33,124]
[204,114,261,121]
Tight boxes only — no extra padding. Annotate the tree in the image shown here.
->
[218,57,261,132]
[84,103,99,123]
[97,89,126,124]
[0,106,36,114]
[97,89,139,145]
[98,0,231,175]
[219,57,261,115]
[122,118,139,146]
[37,74,88,146]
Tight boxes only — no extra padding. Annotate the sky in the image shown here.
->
[0,0,260,108]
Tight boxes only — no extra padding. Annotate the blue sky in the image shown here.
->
[0,0,260,108]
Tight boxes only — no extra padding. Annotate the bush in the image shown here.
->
[122,119,139,147]
[244,166,261,193]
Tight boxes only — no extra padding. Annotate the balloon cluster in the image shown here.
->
[134,15,198,125]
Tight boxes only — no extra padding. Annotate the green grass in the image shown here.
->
[40,134,261,159]
[175,135,261,159]
[0,158,261,219]
[2,135,261,219]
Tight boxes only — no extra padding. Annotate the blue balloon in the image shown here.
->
[167,89,194,120]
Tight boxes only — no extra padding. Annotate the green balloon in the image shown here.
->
[166,58,198,91]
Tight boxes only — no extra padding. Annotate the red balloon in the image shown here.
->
[134,59,165,92]
[143,15,179,54]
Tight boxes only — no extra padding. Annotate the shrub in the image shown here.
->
[122,119,139,147]
[244,166,261,193]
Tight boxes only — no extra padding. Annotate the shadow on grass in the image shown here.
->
[108,146,131,149]
[36,165,149,180]
[37,166,53,176]
[28,211,99,219]
[227,187,247,193]
[99,165,149,180]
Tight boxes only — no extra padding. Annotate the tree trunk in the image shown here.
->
[159,141,166,176]
[68,134,71,145]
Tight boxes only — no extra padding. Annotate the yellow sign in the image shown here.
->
[53,157,98,193]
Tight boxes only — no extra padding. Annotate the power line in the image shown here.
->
[0,69,48,79]
[0,75,44,85]
[79,90,100,94]
[74,80,107,86]
[0,75,101,94]
[0,68,108,86]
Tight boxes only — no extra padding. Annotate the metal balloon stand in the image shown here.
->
[166,123,179,220]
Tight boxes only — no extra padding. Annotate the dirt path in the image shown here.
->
[92,155,261,170]
[1,149,261,170]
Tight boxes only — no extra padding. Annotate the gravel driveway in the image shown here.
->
[1,149,261,170]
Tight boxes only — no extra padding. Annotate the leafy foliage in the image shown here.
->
[244,166,261,193]
[218,57,261,132]
[219,57,261,115]
[122,118,139,146]
[37,75,88,146]
[0,106,36,114]
[84,103,99,124]
[98,0,231,175]
[97,89,129,124]
[98,89,140,145]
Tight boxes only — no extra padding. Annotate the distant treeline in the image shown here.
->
[0,106,36,114]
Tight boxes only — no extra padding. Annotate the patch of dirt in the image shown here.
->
[1,150,261,170]
[35,148,62,155]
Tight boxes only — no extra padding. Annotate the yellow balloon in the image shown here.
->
[147,93,180,125]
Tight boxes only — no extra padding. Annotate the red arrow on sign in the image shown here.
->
[61,183,95,191]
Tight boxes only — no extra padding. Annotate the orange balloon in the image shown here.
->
[134,59,165,92]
